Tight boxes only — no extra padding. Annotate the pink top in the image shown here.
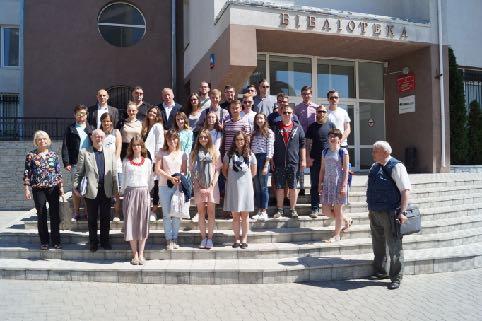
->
[156,150,187,186]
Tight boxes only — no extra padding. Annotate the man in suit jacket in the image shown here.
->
[157,87,182,129]
[73,129,118,252]
[87,89,120,129]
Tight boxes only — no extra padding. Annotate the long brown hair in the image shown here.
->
[126,135,148,160]
[252,112,270,138]
[100,112,114,135]
[141,105,163,139]
[190,129,219,167]
[174,112,190,131]
[183,93,201,115]
[228,131,251,159]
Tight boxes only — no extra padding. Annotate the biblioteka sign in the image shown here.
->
[280,13,408,41]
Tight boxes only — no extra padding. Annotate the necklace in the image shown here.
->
[130,157,145,166]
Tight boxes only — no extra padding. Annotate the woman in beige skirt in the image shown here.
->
[121,135,152,265]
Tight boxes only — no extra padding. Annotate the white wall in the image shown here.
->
[446,0,482,68]
[0,0,21,94]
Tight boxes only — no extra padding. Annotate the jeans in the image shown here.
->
[253,153,269,209]
[32,186,61,245]
[309,160,321,210]
[159,185,181,240]
[369,210,404,282]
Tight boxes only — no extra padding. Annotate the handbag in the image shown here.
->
[170,188,190,219]
[398,204,421,235]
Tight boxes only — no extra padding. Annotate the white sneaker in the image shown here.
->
[113,217,120,222]
[205,239,213,249]
[192,213,199,222]
[167,241,174,250]
[172,240,179,249]
[251,211,261,221]
[149,213,157,222]
[199,238,207,249]
[71,217,77,222]
[258,212,268,222]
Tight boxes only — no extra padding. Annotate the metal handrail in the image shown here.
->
[0,117,72,141]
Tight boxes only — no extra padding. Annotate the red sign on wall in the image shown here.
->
[397,74,416,94]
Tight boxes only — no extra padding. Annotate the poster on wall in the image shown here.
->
[399,95,416,114]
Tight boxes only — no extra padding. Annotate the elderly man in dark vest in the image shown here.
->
[366,140,411,290]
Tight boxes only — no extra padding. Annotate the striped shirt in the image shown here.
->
[251,129,275,159]
[223,117,252,154]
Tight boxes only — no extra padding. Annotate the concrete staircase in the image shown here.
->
[0,173,481,284]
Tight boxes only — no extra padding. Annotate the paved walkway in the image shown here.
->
[0,269,480,321]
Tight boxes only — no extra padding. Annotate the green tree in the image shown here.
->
[467,100,482,164]
[448,47,468,164]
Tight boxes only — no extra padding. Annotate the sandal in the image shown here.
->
[240,243,248,249]
[342,217,353,232]
[130,257,140,265]
[323,235,341,243]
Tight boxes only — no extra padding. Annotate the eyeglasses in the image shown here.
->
[190,98,199,101]
[261,86,270,88]
[301,92,311,96]
[283,111,292,115]
[317,110,327,114]
[76,112,87,116]
[329,96,339,100]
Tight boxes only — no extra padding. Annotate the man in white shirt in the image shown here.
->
[198,81,211,110]
[240,93,257,128]
[87,89,120,129]
[326,89,351,148]
[157,87,182,129]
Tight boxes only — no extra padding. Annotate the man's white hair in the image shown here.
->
[373,141,392,154]
[92,128,105,137]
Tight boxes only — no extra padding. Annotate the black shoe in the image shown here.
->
[388,281,400,290]
[299,189,305,196]
[232,242,240,248]
[89,243,98,252]
[240,243,248,249]
[368,272,389,280]
[101,242,112,250]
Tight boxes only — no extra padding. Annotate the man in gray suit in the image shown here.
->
[87,89,120,129]
[73,129,118,252]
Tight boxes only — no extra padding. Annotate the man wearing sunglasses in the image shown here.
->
[326,89,351,148]
[305,105,335,218]
[198,81,211,110]
[253,79,277,116]
[272,105,306,219]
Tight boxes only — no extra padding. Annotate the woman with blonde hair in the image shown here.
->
[23,130,64,250]
[190,129,222,249]
[121,135,152,264]
[141,105,164,222]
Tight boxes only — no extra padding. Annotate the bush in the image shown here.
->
[448,47,468,164]
[467,100,482,164]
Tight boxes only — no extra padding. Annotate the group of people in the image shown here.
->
[23,80,411,289]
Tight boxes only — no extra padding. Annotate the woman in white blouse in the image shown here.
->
[121,135,152,265]
[141,105,164,222]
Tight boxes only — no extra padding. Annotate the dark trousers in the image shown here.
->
[309,160,321,210]
[369,210,404,282]
[32,186,61,245]
[85,186,111,246]
[151,179,159,206]
[253,153,269,209]
[299,163,305,190]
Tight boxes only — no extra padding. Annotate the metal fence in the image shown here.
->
[462,69,482,108]
[0,117,72,141]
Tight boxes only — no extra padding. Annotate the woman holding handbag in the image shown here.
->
[155,129,188,250]
[23,131,64,250]
[190,129,222,249]
[121,136,152,265]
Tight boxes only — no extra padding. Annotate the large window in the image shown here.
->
[1,27,19,67]
[97,2,146,47]
[317,59,355,99]
[269,55,311,96]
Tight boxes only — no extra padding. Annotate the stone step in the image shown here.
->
[0,227,480,261]
[0,243,480,284]
[4,214,482,245]
[22,201,482,231]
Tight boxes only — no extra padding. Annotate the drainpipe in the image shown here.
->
[437,0,446,169]
[19,0,24,117]
[171,0,176,91]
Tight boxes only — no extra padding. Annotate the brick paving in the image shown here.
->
[0,269,480,321]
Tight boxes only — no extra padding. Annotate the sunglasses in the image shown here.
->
[261,86,270,88]
[329,96,339,100]
[76,112,87,116]
[283,111,292,115]
[317,110,327,114]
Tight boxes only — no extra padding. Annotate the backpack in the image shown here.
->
[322,147,353,187]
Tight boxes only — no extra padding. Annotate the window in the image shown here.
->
[107,85,133,110]
[1,27,19,67]
[359,62,384,100]
[97,2,146,47]
[317,59,355,99]
[248,54,266,86]
[462,69,482,109]
[269,55,311,96]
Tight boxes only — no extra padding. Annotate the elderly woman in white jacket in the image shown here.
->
[141,105,165,222]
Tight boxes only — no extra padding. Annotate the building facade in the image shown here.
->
[3,0,482,173]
